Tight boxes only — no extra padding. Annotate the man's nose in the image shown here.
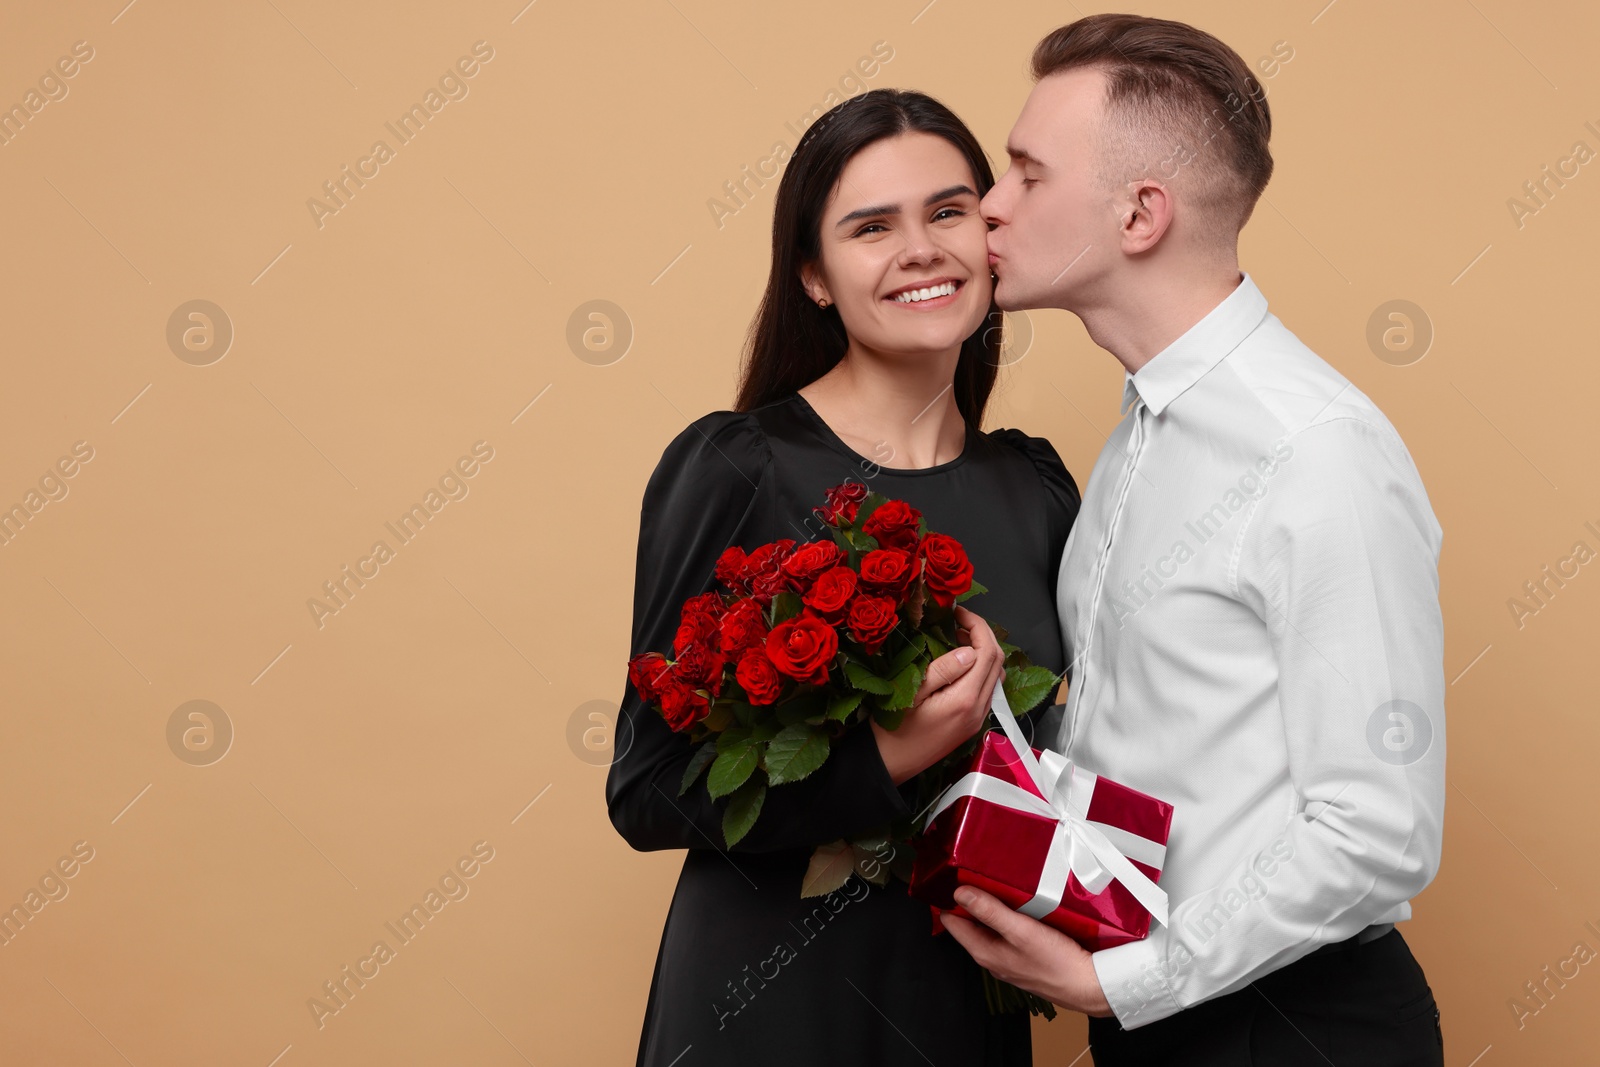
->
[980,188,1005,226]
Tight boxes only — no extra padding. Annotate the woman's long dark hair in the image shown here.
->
[734,89,1002,431]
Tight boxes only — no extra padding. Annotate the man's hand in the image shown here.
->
[940,886,1115,1018]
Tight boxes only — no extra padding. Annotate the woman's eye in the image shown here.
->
[932,207,965,222]
[1022,177,1039,187]
[853,222,888,236]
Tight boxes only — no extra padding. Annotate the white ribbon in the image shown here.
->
[925,681,1170,927]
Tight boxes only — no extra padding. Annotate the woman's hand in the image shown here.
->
[871,605,1007,786]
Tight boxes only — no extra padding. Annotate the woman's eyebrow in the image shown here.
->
[833,184,978,229]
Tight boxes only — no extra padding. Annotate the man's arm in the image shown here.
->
[1089,416,1447,1027]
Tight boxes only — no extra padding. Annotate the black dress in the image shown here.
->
[607,390,1080,1067]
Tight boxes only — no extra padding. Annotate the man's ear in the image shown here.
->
[1119,180,1174,255]
[799,263,832,306]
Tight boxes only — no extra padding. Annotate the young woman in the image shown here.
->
[606,89,1081,1066]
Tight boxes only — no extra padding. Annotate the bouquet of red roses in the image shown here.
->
[626,481,1062,898]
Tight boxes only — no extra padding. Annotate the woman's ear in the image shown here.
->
[799,263,832,307]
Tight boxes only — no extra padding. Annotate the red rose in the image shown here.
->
[627,652,671,703]
[847,594,899,655]
[683,591,728,619]
[817,481,869,526]
[801,565,857,624]
[673,608,721,656]
[673,642,725,696]
[918,533,975,608]
[658,680,709,731]
[781,540,843,592]
[741,539,797,602]
[718,598,769,656]
[858,547,916,601]
[862,499,922,552]
[715,546,749,593]
[736,647,785,705]
[765,614,839,685]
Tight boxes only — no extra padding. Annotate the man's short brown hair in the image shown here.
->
[1032,13,1273,244]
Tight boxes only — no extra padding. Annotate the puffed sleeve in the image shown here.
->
[988,429,1082,588]
[989,428,1081,728]
[605,410,915,854]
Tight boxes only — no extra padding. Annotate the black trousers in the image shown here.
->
[1088,928,1444,1066]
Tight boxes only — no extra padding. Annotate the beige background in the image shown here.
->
[0,0,1595,1063]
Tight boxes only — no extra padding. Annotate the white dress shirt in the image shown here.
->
[1051,272,1446,1028]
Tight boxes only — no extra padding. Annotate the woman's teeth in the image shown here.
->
[892,281,958,303]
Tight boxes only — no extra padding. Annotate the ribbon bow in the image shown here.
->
[925,680,1170,928]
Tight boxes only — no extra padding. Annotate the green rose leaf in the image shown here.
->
[843,528,880,553]
[707,737,763,799]
[954,579,989,604]
[722,778,767,848]
[873,703,909,731]
[769,591,802,625]
[880,660,924,712]
[849,830,892,853]
[700,703,734,732]
[1002,664,1060,716]
[763,723,831,785]
[679,741,718,797]
[888,631,927,676]
[845,660,895,695]
[851,842,892,886]
[826,691,865,722]
[801,840,855,897]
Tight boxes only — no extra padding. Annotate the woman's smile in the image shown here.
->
[884,277,965,309]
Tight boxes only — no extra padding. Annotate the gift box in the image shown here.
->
[908,694,1174,952]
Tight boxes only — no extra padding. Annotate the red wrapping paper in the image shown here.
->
[908,731,1174,952]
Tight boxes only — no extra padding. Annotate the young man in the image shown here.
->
[937,14,1447,1064]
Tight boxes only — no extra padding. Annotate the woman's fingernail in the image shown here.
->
[955,647,975,665]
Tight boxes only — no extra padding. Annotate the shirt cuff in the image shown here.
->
[1092,933,1183,1029]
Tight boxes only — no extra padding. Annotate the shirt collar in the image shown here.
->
[1119,272,1271,417]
